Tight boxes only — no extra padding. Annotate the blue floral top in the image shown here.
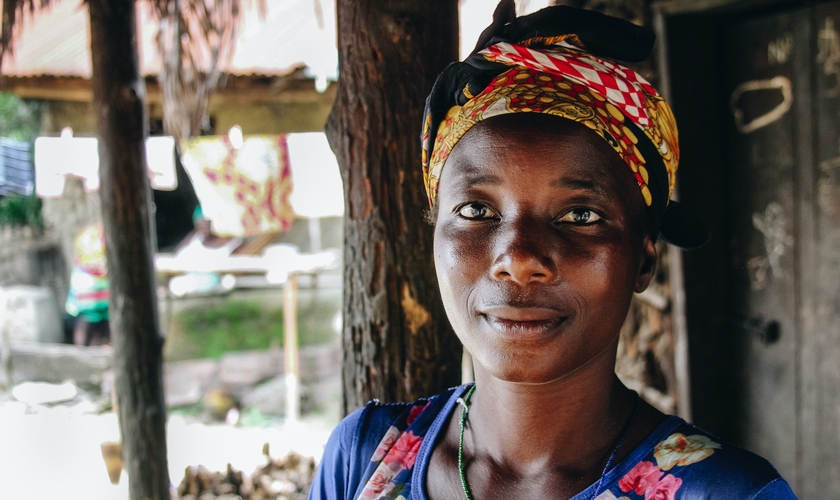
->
[309,384,796,500]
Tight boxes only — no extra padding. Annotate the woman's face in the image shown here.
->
[433,114,656,384]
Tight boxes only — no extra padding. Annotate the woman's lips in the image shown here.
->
[479,306,567,337]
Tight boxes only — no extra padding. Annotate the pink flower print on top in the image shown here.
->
[371,426,401,463]
[383,430,424,471]
[406,403,429,426]
[645,474,682,500]
[619,461,664,495]
[359,461,403,500]
[654,433,721,471]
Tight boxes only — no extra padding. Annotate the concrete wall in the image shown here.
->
[40,177,103,277]
[0,227,67,314]
[0,226,41,286]
[0,176,100,323]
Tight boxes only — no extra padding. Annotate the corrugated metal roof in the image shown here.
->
[1,0,337,80]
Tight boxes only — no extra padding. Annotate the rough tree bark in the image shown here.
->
[327,0,462,415]
[89,1,171,499]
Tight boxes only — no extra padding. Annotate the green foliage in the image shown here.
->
[0,195,43,228]
[179,301,282,359]
[170,294,339,360]
[0,92,42,142]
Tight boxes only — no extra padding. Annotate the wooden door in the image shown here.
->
[675,3,840,497]
[724,8,807,487]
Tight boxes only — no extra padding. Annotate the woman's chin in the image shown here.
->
[473,352,568,385]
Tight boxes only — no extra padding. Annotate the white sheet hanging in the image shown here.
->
[34,136,177,197]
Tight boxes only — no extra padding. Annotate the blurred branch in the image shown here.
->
[1,0,54,71]
[152,0,243,139]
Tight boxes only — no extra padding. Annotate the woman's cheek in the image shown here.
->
[434,228,484,337]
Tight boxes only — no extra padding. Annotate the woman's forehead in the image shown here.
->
[442,114,631,191]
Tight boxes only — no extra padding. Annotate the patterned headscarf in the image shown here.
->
[422,2,707,248]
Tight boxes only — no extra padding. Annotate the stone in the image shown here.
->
[11,380,78,405]
[239,375,315,418]
[8,342,111,388]
[218,348,282,387]
[164,358,219,407]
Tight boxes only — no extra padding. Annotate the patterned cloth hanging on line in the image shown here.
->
[180,135,295,237]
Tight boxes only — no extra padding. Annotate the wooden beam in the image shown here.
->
[10,86,92,102]
[652,6,692,421]
[0,74,335,105]
[283,274,300,422]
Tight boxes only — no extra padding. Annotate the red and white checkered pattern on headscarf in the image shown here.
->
[480,42,658,130]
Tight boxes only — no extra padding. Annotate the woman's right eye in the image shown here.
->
[457,202,498,219]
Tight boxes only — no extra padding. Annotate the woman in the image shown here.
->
[311,3,795,499]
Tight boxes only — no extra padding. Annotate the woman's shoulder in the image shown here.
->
[666,419,786,482]
[343,386,461,447]
[599,416,796,499]
[309,386,464,500]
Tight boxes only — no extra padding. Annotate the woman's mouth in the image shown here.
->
[479,306,568,337]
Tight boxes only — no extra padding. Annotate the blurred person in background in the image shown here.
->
[65,224,110,346]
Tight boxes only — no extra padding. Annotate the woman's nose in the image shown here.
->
[490,220,557,285]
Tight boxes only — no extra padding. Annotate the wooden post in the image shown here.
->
[88,1,171,499]
[283,274,300,422]
[327,0,462,415]
[652,7,692,421]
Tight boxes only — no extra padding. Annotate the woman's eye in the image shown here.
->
[457,202,498,219]
[557,208,602,224]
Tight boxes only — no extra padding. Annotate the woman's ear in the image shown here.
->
[634,236,657,293]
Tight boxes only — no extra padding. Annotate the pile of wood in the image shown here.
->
[176,445,317,500]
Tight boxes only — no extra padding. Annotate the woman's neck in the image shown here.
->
[466,356,637,477]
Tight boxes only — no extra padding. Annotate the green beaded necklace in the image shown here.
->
[456,384,477,500]
[455,385,639,500]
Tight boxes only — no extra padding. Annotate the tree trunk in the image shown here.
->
[88,1,171,499]
[327,0,462,414]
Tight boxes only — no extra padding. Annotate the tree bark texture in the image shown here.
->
[327,0,462,414]
[88,1,171,499]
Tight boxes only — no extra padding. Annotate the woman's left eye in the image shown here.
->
[556,208,602,225]
[457,202,499,219]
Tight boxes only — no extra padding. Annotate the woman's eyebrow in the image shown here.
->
[550,177,606,197]
[463,173,503,187]
[445,174,502,195]
[449,162,504,189]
